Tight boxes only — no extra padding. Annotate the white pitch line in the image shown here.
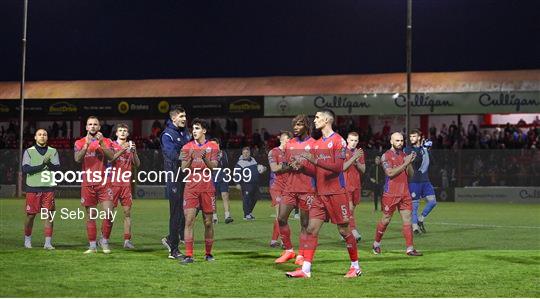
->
[429,222,540,229]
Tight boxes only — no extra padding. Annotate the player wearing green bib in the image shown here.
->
[22,129,60,250]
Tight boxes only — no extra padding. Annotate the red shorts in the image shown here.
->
[309,193,351,225]
[184,190,216,214]
[381,194,412,215]
[281,192,315,211]
[25,192,55,214]
[81,184,113,207]
[269,189,283,207]
[112,185,133,208]
[348,188,361,206]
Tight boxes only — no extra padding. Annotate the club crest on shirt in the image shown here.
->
[305,145,311,151]
[205,147,212,153]
[328,141,333,148]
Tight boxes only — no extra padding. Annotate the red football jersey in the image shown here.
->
[74,137,114,186]
[283,136,316,193]
[344,147,365,191]
[111,141,134,186]
[181,140,219,192]
[313,132,347,195]
[268,147,289,192]
[381,149,410,196]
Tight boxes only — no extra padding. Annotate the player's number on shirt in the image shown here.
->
[340,205,348,218]
[182,168,251,183]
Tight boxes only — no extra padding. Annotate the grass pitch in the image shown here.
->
[1,198,539,297]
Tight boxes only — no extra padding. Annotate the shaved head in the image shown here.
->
[390,132,405,150]
[391,132,403,141]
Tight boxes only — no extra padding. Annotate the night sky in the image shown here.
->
[1,0,539,81]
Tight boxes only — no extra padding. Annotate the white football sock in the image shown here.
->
[302,261,311,273]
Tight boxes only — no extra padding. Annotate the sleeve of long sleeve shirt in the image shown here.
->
[161,132,179,161]
[22,150,46,175]
[47,150,61,171]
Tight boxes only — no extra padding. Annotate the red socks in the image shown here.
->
[344,233,358,262]
[185,238,194,257]
[205,239,214,256]
[87,220,97,242]
[298,232,307,256]
[24,226,32,237]
[185,239,213,256]
[124,233,131,241]
[101,219,113,240]
[374,221,389,243]
[302,234,318,263]
[44,227,53,237]
[271,219,280,241]
[279,224,293,250]
[402,222,414,247]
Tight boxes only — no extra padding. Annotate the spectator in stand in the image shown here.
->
[467,120,478,148]
[60,121,68,138]
[382,121,391,137]
[504,123,513,135]
[151,120,163,138]
[533,116,540,126]
[479,130,491,149]
[7,121,16,136]
[252,129,263,148]
[101,120,113,138]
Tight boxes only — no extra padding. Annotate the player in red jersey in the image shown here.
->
[268,131,292,248]
[343,132,365,241]
[275,115,317,265]
[74,116,115,254]
[109,124,140,249]
[286,109,361,278]
[179,118,219,264]
[372,132,422,256]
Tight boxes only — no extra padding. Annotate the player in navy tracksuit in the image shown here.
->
[235,147,263,220]
[160,108,191,259]
[404,129,437,234]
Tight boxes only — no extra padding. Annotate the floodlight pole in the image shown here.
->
[17,0,29,197]
[406,0,412,136]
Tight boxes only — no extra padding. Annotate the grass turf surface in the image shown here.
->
[1,198,539,297]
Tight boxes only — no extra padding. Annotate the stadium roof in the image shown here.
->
[0,70,538,100]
